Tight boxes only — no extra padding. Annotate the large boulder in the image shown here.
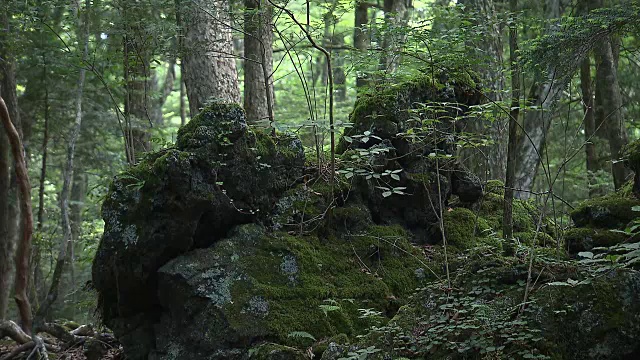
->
[92,104,307,359]
[92,103,440,359]
[152,223,428,359]
[337,74,483,243]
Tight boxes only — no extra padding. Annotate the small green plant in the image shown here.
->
[318,299,342,317]
[337,346,381,360]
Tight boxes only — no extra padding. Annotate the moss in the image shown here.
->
[213,223,432,351]
[530,270,640,359]
[249,343,307,360]
[571,191,640,229]
[513,231,555,247]
[176,103,246,150]
[443,207,490,249]
[485,180,505,196]
[563,227,628,254]
[338,71,480,154]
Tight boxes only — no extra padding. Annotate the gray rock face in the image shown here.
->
[92,104,306,359]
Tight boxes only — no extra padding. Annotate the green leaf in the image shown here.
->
[287,331,316,341]
[577,251,594,259]
[382,191,392,197]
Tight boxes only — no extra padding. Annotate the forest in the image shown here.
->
[1,0,640,359]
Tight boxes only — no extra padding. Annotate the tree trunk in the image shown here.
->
[243,0,274,124]
[513,0,561,199]
[0,110,12,321]
[593,35,628,189]
[354,0,369,90]
[176,0,241,116]
[0,94,34,333]
[503,0,519,241]
[0,6,20,321]
[580,56,602,198]
[122,1,154,161]
[380,0,410,73]
[37,0,90,322]
[458,0,505,180]
[180,76,187,126]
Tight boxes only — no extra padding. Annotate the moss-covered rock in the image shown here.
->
[338,73,481,155]
[248,343,307,360]
[570,191,640,229]
[152,223,430,359]
[92,103,306,359]
[442,207,491,249]
[623,139,640,196]
[563,227,629,254]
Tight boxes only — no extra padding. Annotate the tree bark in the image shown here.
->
[580,56,601,198]
[354,0,369,90]
[380,0,410,73]
[243,0,274,124]
[458,0,505,180]
[180,76,187,126]
[593,35,628,189]
[0,6,20,321]
[504,0,519,241]
[513,0,561,199]
[0,94,33,333]
[176,0,241,116]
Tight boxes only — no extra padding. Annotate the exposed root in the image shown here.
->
[0,320,113,360]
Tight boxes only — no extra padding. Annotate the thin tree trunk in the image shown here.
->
[176,0,241,116]
[153,58,177,125]
[354,0,369,90]
[0,112,12,321]
[503,0,519,240]
[68,170,87,319]
[244,0,274,124]
[37,0,90,322]
[122,1,154,160]
[32,53,52,309]
[180,76,187,126]
[580,56,601,197]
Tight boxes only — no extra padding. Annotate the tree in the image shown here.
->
[244,0,274,124]
[0,3,20,321]
[513,0,562,198]
[176,0,241,116]
[379,0,410,73]
[458,0,506,180]
[38,0,91,322]
[590,2,629,189]
[503,0,519,241]
[354,0,370,89]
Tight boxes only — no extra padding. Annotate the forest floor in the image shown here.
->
[0,337,122,360]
